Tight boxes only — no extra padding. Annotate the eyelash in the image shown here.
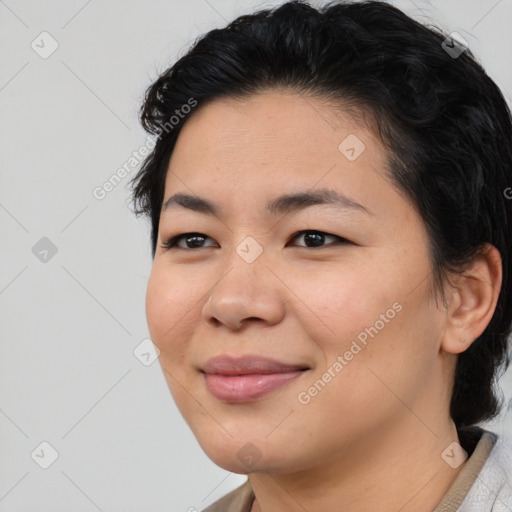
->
[159,230,351,251]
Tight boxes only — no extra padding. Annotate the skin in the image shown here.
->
[145,90,502,512]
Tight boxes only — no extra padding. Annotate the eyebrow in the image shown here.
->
[161,188,372,217]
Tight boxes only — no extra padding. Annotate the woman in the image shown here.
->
[130,1,512,510]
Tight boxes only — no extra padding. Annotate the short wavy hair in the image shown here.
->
[130,0,512,429]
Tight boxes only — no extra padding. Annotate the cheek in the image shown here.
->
[290,253,436,376]
[145,265,202,404]
[145,264,200,354]
[287,262,396,352]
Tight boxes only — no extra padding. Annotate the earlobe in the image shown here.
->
[441,243,502,355]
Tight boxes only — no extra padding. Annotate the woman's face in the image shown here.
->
[146,91,450,473]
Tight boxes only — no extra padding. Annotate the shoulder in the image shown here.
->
[459,428,512,511]
[201,479,254,512]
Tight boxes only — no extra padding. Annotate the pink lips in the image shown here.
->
[201,355,309,403]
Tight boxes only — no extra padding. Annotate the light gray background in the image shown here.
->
[1,0,511,510]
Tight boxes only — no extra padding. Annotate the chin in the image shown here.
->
[197,433,294,474]
[200,443,262,473]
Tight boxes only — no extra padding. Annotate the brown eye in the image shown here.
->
[288,230,349,248]
[160,232,217,250]
[160,229,350,251]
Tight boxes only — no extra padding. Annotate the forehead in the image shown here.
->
[173,91,374,153]
[165,91,388,196]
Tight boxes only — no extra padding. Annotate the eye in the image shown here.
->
[160,232,217,250]
[160,230,350,251]
[288,230,350,248]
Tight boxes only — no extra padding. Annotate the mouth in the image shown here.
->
[200,355,310,403]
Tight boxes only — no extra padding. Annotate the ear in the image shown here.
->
[441,243,502,355]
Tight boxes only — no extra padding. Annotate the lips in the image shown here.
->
[201,355,309,375]
[201,355,310,402]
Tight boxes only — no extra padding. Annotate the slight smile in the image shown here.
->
[201,355,311,403]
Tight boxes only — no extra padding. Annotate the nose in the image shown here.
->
[201,255,286,331]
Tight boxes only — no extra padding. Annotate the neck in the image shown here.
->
[249,415,466,512]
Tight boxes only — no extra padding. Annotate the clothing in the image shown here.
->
[201,427,512,512]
